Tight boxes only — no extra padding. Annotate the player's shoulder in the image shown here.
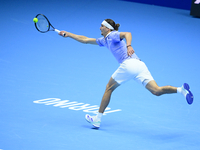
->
[109,31,121,40]
[109,31,120,37]
[111,30,120,34]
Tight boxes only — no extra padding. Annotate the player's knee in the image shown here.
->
[151,88,162,96]
[106,84,114,92]
[152,92,162,96]
[105,83,118,92]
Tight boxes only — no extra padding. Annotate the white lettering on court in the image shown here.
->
[33,98,121,115]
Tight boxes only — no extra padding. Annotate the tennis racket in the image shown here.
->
[34,14,65,36]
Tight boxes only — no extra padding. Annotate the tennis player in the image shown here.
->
[59,19,194,128]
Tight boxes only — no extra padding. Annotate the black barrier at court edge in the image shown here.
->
[190,0,200,17]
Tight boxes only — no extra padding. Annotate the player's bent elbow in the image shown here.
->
[80,38,90,44]
[80,37,97,45]
[78,39,88,44]
[83,40,89,44]
[81,40,88,44]
[83,38,92,44]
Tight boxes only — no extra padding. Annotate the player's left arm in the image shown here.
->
[120,32,135,57]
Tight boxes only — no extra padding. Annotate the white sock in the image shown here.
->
[177,86,188,97]
[96,113,103,120]
[177,87,182,94]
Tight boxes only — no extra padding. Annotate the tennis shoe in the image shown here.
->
[183,83,194,105]
[85,114,101,128]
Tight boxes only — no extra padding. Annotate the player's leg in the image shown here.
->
[99,77,120,113]
[145,80,177,96]
[145,80,194,104]
[85,77,119,128]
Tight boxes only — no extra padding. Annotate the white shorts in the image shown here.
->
[112,58,154,86]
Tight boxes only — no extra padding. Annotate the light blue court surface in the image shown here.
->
[1,0,200,149]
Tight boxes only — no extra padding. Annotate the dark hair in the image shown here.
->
[105,19,120,31]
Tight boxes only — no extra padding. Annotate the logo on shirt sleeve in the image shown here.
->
[194,0,200,4]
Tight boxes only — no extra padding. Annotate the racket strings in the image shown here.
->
[36,15,49,32]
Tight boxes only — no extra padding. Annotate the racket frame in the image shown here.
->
[34,14,60,33]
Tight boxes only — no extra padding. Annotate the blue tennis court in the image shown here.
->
[1,0,200,149]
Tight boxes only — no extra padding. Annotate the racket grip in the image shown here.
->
[54,29,60,33]
[55,29,66,36]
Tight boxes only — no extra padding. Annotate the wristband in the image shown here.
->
[127,45,131,48]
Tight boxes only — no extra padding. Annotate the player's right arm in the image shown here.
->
[59,31,98,45]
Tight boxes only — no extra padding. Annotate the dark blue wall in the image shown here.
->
[122,0,192,10]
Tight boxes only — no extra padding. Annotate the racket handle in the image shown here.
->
[55,29,66,36]
[54,29,60,33]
